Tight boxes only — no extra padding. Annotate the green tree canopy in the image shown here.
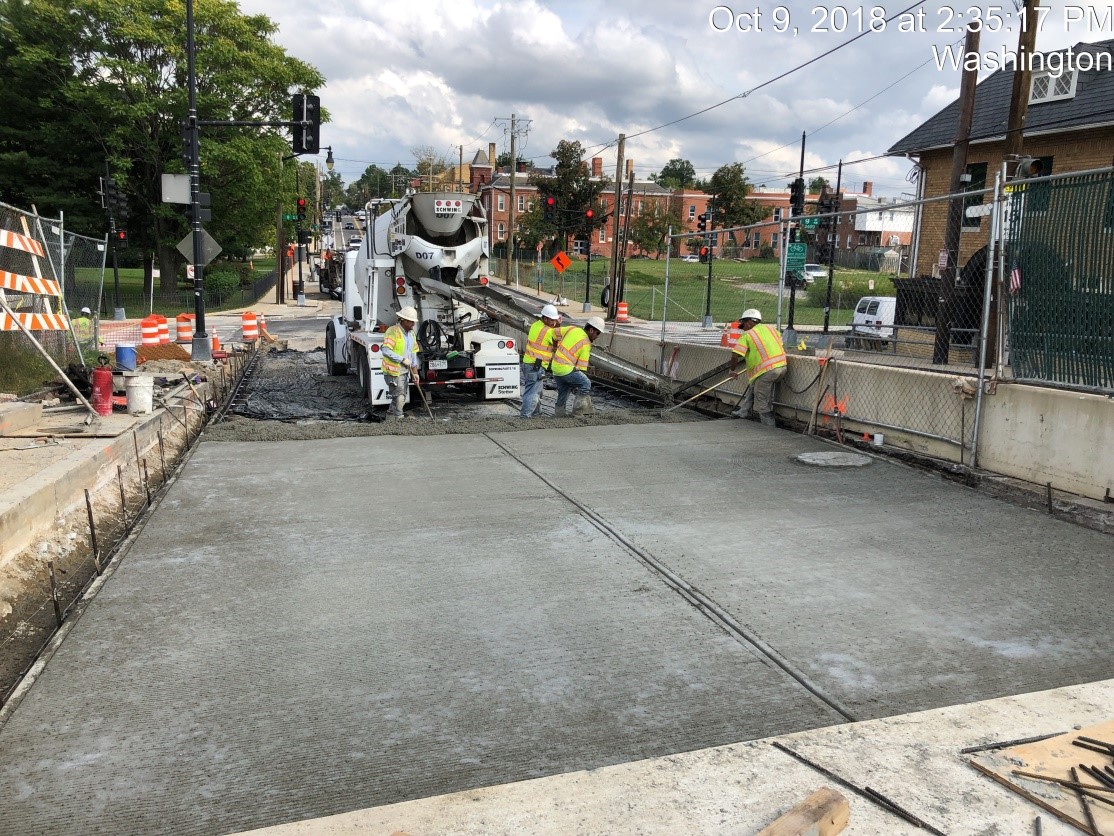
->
[808,176,830,193]
[629,202,682,258]
[0,0,324,290]
[707,163,767,231]
[525,140,609,252]
[654,158,696,189]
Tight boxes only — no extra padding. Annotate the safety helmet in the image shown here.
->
[539,304,560,320]
[80,307,91,315]
[740,308,763,322]
[585,316,606,334]
[397,306,418,322]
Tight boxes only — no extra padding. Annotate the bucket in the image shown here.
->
[115,343,137,371]
[124,374,154,415]
[873,433,884,447]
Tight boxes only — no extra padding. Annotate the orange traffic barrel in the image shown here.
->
[176,313,195,343]
[155,314,170,344]
[616,301,630,323]
[241,311,259,342]
[720,326,742,348]
[140,316,160,345]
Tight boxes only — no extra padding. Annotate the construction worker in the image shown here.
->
[72,307,94,351]
[729,308,787,427]
[519,304,561,418]
[382,306,420,419]
[551,316,605,416]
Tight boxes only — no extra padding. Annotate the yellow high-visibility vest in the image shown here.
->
[550,326,591,376]
[523,320,557,366]
[382,324,418,377]
[732,323,787,381]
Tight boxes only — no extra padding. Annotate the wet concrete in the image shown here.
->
[0,421,1111,835]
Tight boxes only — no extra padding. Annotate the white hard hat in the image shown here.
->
[585,316,606,333]
[539,304,560,320]
[80,307,91,315]
[397,306,418,322]
[740,308,763,322]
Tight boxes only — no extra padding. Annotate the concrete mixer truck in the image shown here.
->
[324,192,521,409]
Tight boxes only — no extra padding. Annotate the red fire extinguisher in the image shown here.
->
[91,355,113,416]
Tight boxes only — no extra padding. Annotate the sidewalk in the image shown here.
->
[241,679,1112,834]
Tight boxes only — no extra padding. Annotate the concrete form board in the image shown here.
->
[0,422,1111,835]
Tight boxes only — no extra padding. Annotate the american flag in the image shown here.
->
[1009,263,1022,295]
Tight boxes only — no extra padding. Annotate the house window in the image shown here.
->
[771,232,779,248]
[688,205,696,220]
[773,208,782,222]
[637,200,643,214]
[754,232,761,246]
[962,162,989,230]
[598,227,606,243]
[497,223,506,240]
[497,195,505,212]
[846,234,852,247]
[1029,69,1077,104]
[858,233,867,246]
[517,196,524,212]
[1104,182,1114,230]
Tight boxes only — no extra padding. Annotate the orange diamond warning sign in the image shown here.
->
[550,251,571,273]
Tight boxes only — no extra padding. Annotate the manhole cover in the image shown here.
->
[796,451,873,468]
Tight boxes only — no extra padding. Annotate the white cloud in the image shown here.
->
[237,0,1110,195]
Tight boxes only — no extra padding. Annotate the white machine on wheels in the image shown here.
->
[324,192,521,410]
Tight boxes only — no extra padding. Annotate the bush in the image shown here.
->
[203,268,239,298]
[759,245,776,260]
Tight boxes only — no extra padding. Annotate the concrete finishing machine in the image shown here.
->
[324,192,521,409]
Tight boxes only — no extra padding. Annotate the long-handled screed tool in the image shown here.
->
[661,376,737,415]
[412,372,435,419]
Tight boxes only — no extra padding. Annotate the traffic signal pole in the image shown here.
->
[787,132,806,332]
[702,198,714,328]
[822,160,842,334]
[184,0,212,361]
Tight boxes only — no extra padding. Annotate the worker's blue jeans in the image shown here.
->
[553,370,590,415]
[519,362,544,418]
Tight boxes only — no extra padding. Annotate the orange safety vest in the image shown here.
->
[523,320,558,366]
[381,324,418,377]
[732,323,787,382]
[550,326,591,376]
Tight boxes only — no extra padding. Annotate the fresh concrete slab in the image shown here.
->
[0,421,1111,836]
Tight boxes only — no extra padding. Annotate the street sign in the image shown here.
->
[800,217,819,232]
[786,242,807,271]
[550,251,571,273]
[283,213,298,221]
[176,228,222,266]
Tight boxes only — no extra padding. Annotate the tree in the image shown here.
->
[495,151,529,170]
[0,0,324,292]
[410,145,449,190]
[707,163,767,232]
[809,176,830,193]
[525,140,609,253]
[655,158,696,190]
[630,203,683,258]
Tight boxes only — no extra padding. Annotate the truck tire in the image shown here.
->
[356,350,370,400]
[325,326,347,376]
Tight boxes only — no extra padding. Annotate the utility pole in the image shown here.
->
[1004,0,1042,161]
[457,145,463,192]
[702,196,715,328]
[933,23,980,365]
[508,114,516,263]
[607,134,625,320]
[822,160,842,334]
[184,0,211,361]
[616,170,635,310]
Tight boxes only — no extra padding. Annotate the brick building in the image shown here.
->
[888,38,1114,277]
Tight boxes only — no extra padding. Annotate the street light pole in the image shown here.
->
[702,197,715,328]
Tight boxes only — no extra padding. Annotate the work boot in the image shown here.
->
[572,395,595,416]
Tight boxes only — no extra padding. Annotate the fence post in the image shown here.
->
[971,167,1003,468]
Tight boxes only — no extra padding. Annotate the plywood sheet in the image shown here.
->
[969,719,1114,834]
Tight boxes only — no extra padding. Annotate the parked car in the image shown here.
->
[803,263,828,283]
[847,296,896,349]
[681,254,700,263]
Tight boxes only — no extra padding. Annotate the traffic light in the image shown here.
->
[1013,156,1044,179]
[585,208,594,221]
[699,245,710,263]
[790,177,805,217]
[99,177,115,210]
[292,93,321,154]
[114,229,128,250]
[696,213,706,233]
[180,119,198,168]
[543,195,556,222]
[296,197,307,222]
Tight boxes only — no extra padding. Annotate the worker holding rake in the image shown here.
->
[729,308,787,427]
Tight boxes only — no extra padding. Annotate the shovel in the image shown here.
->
[661,376,736,415]
[412,371,435,419]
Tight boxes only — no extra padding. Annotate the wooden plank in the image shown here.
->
[758,787,849,836]
[968,718,1114,834]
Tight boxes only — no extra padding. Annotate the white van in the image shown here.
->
[849,296,896,348]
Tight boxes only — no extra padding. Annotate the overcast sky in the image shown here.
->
[236,0,1109,197]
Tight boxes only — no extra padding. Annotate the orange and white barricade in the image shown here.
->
[176,313,195,343]
[616,301,630,323]
[155,314,170,344]
[241,311,259,342]
[140,315,160,345]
